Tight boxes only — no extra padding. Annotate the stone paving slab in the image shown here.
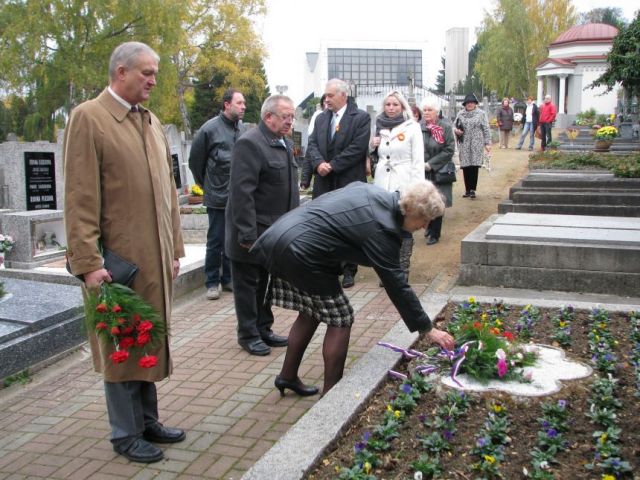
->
[494,212,640,230]
[0,281,421,479]
[486,223,640,246]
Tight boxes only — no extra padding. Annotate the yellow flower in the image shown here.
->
[190,184,204,196]
[394,410,401,418]
[481,313,487,321]
[364,462,372,474]
[469,296,476,303]
[483,455,496,464]
[387,404,392,412]
[494,319,502,327]
[599,433,608,444]
[493,404,503,413]
[559,321,566,327]
[602,475,615,480]
[524,304,532,311]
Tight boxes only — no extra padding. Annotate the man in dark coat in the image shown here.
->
[305,78,371,288]
[189,88,247,300]
[225,95,300,356]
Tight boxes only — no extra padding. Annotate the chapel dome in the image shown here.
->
[551,23,618,45]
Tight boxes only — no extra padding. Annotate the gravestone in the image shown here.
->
[163,124,189,193]
[0,277,84,379]
[0,140,63,211]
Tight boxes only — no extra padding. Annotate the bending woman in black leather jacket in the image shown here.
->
[251,181,455,396]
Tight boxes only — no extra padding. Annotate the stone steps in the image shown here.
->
[459,213,640,297]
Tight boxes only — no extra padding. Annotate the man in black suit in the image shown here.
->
[225,95,300,356]
[306,78,371,288]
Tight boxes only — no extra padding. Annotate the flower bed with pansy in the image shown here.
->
[309,300,640,480]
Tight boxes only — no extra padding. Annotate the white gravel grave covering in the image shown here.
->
[440,344,592,396]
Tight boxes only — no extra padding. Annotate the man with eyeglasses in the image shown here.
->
[306,78,371,288]
[225,95,299,356]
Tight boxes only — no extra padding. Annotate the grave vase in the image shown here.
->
[594,139,612,152]
[0,252,5,269]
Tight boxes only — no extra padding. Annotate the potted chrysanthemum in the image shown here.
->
[593,126,618,152]
[188,184,204,204]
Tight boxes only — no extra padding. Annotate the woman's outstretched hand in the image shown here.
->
[426,328,455,351]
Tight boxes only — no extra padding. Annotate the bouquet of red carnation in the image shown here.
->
[86,283,166,368]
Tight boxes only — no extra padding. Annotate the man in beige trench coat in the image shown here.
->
[63,42,185,463]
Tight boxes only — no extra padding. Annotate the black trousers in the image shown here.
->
[426,215,444,239]
[231,260,274,342]
[104,381,159,449]
[540,122,552,149]
[462,165,480,192]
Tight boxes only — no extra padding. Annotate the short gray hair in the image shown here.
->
[260,95,294,119]
[109,42,159,80]
[326,78,348,94]
[399,179,445,221]
[421,99,440,111]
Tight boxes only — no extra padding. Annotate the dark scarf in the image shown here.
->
[376,113,405,132]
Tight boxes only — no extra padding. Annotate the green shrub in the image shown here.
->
[529,152,640,178]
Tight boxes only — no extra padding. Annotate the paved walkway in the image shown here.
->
[0,279,428,480]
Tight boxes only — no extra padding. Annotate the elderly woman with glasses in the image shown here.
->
[251,180,455,396]
[370,90,424,281]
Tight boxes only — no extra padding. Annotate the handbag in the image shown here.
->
[435,161,457,184]
[535,125,543,139]
[66,248,139,286]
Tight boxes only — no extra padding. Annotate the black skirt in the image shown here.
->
[266,277,354,327]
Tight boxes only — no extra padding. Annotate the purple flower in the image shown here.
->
[476,437,487,448]
[497,358,508,377]
[542,420,550,428]
[443,430,454,441]
[418,414,426,423]
[557,399,566,409]
[546,428,558,438]
[401,383,413,395]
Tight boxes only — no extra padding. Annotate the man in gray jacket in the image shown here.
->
[189,89,247,300]
[225,95,299,356]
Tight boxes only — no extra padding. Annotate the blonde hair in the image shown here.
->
[382,90,413,121]
[399,180,445,220]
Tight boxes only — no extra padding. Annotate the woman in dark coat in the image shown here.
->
[421,100,455,245]
[496,97,514,149]
[251,181,455,396]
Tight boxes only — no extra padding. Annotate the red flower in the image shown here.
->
[132,313,142,323]
[119,337,135,349]
[96,322,108,330]
[109,350,129,364]
[117,317,126,325]
[473,321,482,329]
[110,326,121,336]
[112,304,122,313]
[96,303,108,313]
[138,355,158,368]
[137,320,153,333]
[502,331,515,341]
[137,332,151,346]
[489,327,501,336]
[122,326,134,335]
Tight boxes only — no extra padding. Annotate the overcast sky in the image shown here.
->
[257,0,638,105]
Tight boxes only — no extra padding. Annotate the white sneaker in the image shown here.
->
[206,286,220,300]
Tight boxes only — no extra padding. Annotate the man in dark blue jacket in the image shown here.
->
[189,88,247,300]
[225,95,299,356]
[306,78,371,288]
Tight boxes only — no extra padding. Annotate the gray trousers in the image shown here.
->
[104,381,159,449]
[231,260,274,342]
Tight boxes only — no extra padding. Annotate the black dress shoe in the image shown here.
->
[274,375,319,397]
[261,331,288,347]
[143,423,186,444]
[462,191,471,198]
[239,338,271,356]
[342,275,355,289]
[114,438,164,463]
[426,237,439,245]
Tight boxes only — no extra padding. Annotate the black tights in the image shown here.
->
[462,165,479,192]
[279,313,351,394]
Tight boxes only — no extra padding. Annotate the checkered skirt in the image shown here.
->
[266,277,354,327]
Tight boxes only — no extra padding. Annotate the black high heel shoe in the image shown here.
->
[274,376,319,397]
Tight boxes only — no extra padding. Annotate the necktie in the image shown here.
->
[330,113,338,139]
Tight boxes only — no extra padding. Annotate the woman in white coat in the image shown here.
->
[370,90,424,281]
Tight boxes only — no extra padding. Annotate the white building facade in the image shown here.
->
[536,23,620,128]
